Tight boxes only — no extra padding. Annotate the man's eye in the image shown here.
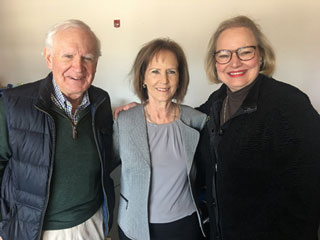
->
[64,54,73,59]
[83,57,94,62]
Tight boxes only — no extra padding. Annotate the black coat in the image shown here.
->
[197,74,320,240]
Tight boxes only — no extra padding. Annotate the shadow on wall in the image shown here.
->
[0,76,5,88]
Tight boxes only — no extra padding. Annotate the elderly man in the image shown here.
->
[0,20,115,240]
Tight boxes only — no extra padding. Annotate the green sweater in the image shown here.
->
[42,106,103,230]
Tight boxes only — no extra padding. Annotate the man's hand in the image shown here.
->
[113,102,138,119]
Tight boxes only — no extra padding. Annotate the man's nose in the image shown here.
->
[72,57,84,72]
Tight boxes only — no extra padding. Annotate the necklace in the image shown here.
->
[144,103,177,124]
[223,95,229,124]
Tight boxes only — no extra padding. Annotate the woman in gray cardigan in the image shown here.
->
[113,38,207,240]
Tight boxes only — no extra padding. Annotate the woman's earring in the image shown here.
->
[143,83,147,88]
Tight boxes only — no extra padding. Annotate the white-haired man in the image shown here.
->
[0,19,115,240]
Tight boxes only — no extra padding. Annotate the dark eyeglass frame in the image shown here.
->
[214,45,257,64]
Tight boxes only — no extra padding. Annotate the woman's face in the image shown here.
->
[144,50,179,105]
[215,27,260,92]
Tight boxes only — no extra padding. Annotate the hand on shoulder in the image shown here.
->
[113,102,138,119]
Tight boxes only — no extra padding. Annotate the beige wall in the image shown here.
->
[1,0,320,111]
[1,1,319,239]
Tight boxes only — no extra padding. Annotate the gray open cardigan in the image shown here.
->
[113,104,207,240]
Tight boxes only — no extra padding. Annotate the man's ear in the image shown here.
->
[43,48,53,69]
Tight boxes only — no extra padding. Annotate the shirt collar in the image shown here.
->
[51,78,90,124]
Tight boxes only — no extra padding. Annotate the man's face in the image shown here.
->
[44,27,98,102]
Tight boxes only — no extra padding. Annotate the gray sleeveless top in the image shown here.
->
[146,120,196,223]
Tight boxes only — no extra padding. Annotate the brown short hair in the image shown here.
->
[131,38,189,103]
[205,15,276,83]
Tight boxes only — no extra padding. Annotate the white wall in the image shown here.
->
[1,0,320,112]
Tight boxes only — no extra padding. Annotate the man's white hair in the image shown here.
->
[44,19,101,57]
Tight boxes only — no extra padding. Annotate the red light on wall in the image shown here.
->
[114,19,120,28]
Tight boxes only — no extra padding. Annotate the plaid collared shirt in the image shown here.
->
[51,79,90,125]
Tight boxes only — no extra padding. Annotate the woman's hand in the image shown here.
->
[113,102,138,119]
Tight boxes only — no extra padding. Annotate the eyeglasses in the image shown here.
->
[214,46,257,64]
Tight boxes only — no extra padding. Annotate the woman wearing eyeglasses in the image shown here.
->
[197,15,320,240]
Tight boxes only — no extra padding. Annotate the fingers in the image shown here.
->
[113,102,138,119]
[113,107,123,119]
